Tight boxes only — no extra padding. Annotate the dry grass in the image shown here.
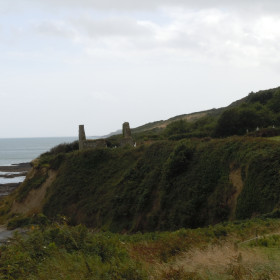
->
[151,241,280,280]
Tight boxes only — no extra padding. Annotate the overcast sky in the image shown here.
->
[1,0,279,137]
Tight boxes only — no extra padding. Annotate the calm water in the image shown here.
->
[0,137,77,184]
[0,137,77,166]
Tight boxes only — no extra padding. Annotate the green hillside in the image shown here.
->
[2,86,280,279]
[3,135,280,232]
[0,86,279,231]
[123,86,280,142]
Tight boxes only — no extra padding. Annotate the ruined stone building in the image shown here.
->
[79,122,135,150]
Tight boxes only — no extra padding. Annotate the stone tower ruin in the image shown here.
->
[120,122,134,147]
[79,125,86,150]
[123,122,132,138]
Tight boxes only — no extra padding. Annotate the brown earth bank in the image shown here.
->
[11,170,57,215]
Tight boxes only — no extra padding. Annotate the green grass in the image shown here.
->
[2,218,280,279]
[268,135,280,141]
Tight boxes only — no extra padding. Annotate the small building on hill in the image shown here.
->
[79,122,135,150]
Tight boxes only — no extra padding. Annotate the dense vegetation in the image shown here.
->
[4,135,280,232]
[2,217,280,279]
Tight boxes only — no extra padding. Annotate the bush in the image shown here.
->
[49,141,79,155]
[0,225,147,280]
[7,214,50,230]
[164,141,194,178]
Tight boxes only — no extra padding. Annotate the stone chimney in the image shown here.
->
[79,125,86,150]
[120,122,134,147]
[122,122,132,138]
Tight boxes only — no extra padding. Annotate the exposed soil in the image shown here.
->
[228,165,244,219]
[11,170,57,215]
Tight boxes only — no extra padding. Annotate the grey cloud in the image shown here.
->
[25,2,280,70]
[34,21,75,38]
[33,17,155,47]
[25,0,280,14]
[4,0,280,14]
[73,17,154,38]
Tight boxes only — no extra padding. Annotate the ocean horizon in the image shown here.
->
[0,137,78,166]
[0,137,78,184]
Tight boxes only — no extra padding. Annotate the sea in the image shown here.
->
[0,137,77,184]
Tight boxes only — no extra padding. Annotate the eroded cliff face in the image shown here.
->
[5,137,280,232]
[11,169,57,215]
[228,165,244,220]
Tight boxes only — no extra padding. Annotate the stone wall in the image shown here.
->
[119,137,134,147]
[82,139,107,149]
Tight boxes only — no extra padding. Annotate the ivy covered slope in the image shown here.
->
[6,136,280,232]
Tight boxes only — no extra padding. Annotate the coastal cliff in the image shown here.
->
[3,136,280,232]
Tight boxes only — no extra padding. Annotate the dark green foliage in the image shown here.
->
[14,132,280,232]
[40,139,236,231]
[247,89,275,105]
[164,141,194,178]
[248,127,280,137]
[235,143,280,219]
[268,89,280,113]
[48,141,79,155]
[0,224,147,280]
[7,214,49,230]
[215,87,280,137]
[159,139,234,229]
[39,138,276,230]
[164,117,217,140]
[158,87,280,139]
[7,216,31,230]
[164,120,190,137]
[34,141,79,169]
[215,109,240,137]
[215,106,272,137]
[2,218,280,279]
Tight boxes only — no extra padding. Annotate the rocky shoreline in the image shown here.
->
[0,163,31,197]
[0,162,31,173]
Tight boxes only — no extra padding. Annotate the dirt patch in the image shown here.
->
[11,170,57,215]
[228,165,244,220]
